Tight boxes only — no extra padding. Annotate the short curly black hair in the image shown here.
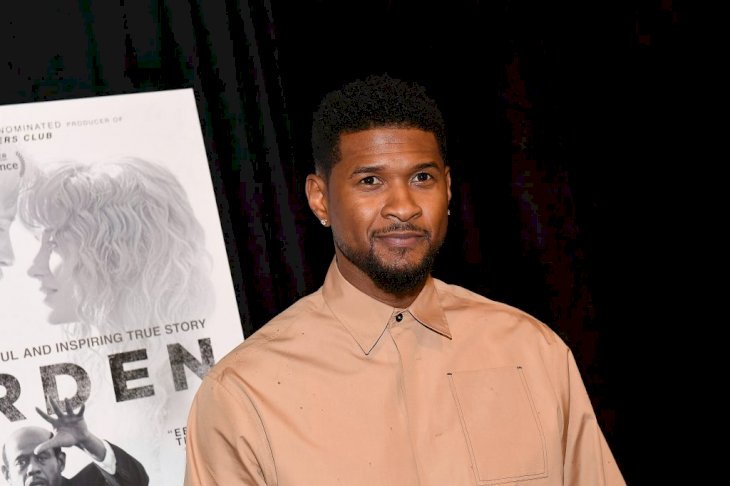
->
[311,73,447,180]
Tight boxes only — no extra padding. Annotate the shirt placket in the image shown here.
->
[387,309,427,485]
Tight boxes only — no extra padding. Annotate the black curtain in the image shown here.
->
[2,1,691,483]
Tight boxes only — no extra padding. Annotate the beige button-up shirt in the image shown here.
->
[185,259,625,485]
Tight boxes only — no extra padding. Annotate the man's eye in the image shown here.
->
[360,176,378,185]
[414,172,433,182]
[16,457,28,467]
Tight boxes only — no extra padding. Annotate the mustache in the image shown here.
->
[372,223,430,237]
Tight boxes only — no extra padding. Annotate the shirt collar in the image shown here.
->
[322,258,452,355]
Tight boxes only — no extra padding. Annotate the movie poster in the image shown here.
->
[0,89,244,485]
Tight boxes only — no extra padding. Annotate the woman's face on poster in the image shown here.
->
[28,230,79,324]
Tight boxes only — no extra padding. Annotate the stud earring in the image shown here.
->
[320,219,328,226]
[447,209,451,216]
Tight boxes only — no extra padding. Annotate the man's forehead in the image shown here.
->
[337,129,443,169]
[340,127,439,149]
[5,429,49,456]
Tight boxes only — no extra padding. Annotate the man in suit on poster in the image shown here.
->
[1,398,148,486]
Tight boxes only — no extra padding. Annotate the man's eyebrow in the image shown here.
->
[350,161,441,176]
[351,164,384,176]
[412,162,441,171]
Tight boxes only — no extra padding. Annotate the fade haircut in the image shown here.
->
[311,73,447,181]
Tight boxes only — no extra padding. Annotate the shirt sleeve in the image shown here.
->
[562,349,626,486]
[184,374,276,486]
[90,439,116,475]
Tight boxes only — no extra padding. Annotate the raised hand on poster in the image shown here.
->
[34,398,106,462]
[1,396,150,485]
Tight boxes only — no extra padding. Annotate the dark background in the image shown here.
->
[2,1,692,483]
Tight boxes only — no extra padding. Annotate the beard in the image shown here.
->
[333,223,444,296]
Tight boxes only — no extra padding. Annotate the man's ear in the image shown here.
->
[445,165,452,204]
[2,464,9,482]
[305,174,329,224]
[57,451,66,473]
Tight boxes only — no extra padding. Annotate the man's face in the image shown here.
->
[2,428,64,486]
[0,168,21,280]
[310,127,451,299]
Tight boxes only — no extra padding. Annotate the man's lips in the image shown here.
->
[39,287,58,302]
[374,231,427,248]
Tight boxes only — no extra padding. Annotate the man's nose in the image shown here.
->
[382,183,422,222]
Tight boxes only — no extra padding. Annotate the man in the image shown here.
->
[184,74,625,485]
[0,150,24,280]
[2,398,148,485]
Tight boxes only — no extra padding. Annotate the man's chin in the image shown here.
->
[336,237,441,294]
[368,259,434,295]
[373,248,428,270]
[27,478,49,486]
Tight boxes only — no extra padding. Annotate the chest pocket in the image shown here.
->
[448,366,548,485]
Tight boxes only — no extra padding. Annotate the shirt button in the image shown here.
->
[395,313,403,322]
